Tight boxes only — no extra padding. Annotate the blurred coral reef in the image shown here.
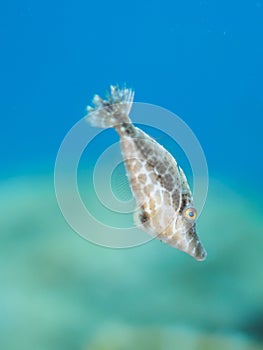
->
[0,175,262,350]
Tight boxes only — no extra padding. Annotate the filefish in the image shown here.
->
[86,86,207,261]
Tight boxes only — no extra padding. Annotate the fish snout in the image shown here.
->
[193,241,207,261]
[186,225,207,261]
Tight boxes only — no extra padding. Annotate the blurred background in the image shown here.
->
[0,1,263,349]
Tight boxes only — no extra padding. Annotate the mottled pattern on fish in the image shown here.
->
[86,86,207,261]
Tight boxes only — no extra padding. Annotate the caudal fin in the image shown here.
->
[86,85,134,129]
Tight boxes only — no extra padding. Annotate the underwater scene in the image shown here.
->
[1,1,263,349]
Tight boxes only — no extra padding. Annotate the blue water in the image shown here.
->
[1,0,262,185]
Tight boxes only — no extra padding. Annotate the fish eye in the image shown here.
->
[184,207,197,221]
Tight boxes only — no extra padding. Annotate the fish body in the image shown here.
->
[86,86,207,261]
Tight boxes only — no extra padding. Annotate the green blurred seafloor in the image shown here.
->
[0,175,263,350]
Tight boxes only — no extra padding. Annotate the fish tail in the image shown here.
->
[86,85,134,129]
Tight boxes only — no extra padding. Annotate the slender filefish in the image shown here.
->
[86,86,207,261]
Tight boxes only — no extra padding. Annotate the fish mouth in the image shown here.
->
[193,242,207,261]
[185,225,207,261]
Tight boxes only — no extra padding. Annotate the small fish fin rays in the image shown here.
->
[111,162,133,202]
